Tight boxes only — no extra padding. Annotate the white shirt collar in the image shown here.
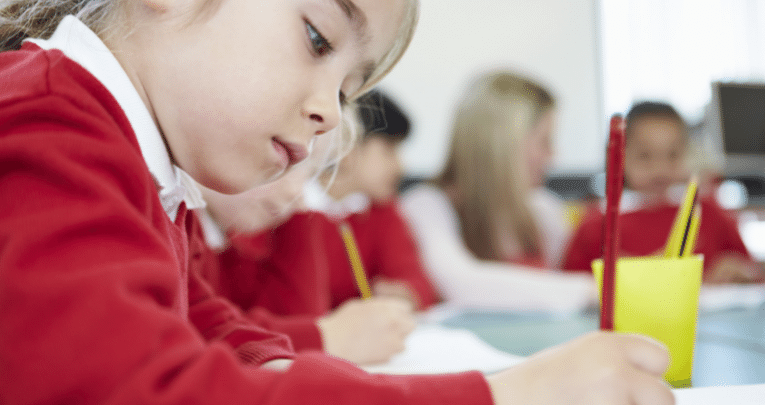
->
[303,179,370,221]
[196,208,228,251]
[27,15,205,220]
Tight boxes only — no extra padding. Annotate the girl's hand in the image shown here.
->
[316,297,416,365]
[486,331,674,405]
[372,277,420,309]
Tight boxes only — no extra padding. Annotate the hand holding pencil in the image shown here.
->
[317,297,416,365]
[486,332,673,405]
[316,222,416,365]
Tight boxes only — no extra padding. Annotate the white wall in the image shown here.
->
[378,0,605,177]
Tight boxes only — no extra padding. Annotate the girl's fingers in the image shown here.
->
[617,333,671,376]
[628,369,676,405]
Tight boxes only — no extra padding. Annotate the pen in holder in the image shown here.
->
[592,255,703,387]
[664,177,699,258]
[593,177,705,387]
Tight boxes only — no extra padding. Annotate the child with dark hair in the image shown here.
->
[563,101,763,283]
[305,89,438,308]
[202,89,437,366]
[315,89,413,203]
[359,89,411,139]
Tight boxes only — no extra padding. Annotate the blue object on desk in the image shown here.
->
[441,304,765,387]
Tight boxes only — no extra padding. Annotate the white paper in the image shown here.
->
[363,324,525,375]
[674,383,765,405]
[698,284,765,312]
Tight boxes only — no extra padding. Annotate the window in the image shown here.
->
[600,0,765,123]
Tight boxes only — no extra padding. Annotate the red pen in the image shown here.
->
[601,114,625,331]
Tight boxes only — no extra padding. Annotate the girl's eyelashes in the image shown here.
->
[305,19,333,56]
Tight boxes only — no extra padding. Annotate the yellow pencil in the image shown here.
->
[339,222,372,299]
[664,177,698,258]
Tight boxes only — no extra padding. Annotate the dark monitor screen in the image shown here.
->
[718,82,765,155]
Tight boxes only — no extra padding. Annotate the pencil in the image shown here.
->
[682,207,701,257]
[339,222,372,299]
[601,114,625,331]
[664,177,699,258]
[677,194,699,257]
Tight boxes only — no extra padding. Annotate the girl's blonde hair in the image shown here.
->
[437,70,555,262]
[1,0,418,169]
[1,0,418,91]
[349,0,418,100]
[1,0,125,50]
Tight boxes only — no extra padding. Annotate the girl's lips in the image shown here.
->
[271,138,290,169]
[272,137,309,166]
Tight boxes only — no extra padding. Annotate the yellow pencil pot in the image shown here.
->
[592,255,703,388]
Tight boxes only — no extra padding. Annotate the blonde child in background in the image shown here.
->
[400,70,596,314]
[563,101,763,283]
[0,1,676,404]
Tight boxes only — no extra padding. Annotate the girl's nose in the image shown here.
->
[305,91,341,136]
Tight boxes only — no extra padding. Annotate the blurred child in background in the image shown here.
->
[400,70,595,314]
[201,91,437,365]
[563,101,763,283]
[302,89,438,309]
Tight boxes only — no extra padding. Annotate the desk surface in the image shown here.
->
[441,305,765,387]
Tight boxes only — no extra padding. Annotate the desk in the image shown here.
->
[440,305,765,387]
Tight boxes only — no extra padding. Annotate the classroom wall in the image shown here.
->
[378,0,605,178]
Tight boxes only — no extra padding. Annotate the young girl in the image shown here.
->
[563,101,764,283]
[0,1,674,404]
[400,70,596,313]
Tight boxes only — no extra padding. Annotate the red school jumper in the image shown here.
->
[0,41,492,404]
[562,198,756,281]
[326,201,439,310]
[211,203,438,350]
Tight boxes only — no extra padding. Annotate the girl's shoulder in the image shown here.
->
[1,43,111,110]
[1,42,140,149]
[0,43,52,102]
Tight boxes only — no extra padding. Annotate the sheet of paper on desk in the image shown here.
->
[363,324,525,375]
[674,383,765,405]
[698,284,765,312]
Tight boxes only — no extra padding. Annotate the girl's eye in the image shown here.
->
[305,20,332,56]
[339,91,346,105]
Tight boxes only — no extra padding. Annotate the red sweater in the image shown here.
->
[327,202,438,309]
[0,43,492,404]
[562,198,755,280]
[212,204,438,349]
[203,212,332,351]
